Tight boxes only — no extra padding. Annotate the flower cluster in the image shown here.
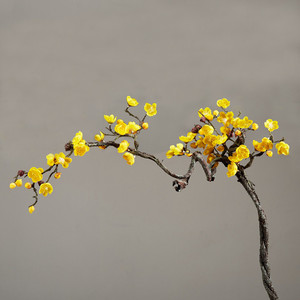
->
[10,96,157,213]
[166,98,290,178]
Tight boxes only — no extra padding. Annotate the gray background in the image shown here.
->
[1,0,299,299]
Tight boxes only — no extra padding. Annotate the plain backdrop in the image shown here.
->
[1,1,299,299]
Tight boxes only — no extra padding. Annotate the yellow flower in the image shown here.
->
[74,141,90,156]
[266,150,273,157]
[212,134,228,146]
[252,123,259,130]
[142,122,149,130]
[179,132,197,143]
[46,153,55,166]
[28,167,43,183]
[195,137,206,148]
[104,114,117,124]
[253,137,273,152]
[123,152,135,165]
[15,179,22,187]
[144,103,157,116]
[127,121,141,134]
[198,107,213,121]
[207,153,216,164]
[217,145,225,152]
[238,116,253,129]
[54,172,62,179]
[118,140,130,153]
[235,130,241,136]
[39,183,53,197]
[72,131,83,146]
[28,206,35,214]
[126,96,139,107]
[199,125,214,136]
[9,182,16,189]
[264,119,279,132]
[115,119,129,135]
[203,146,214,155]
[95,131,105,142]
[228,152,241,163]
[220,126,231,136]
[54,152,72,168]
[276,141,289,155]
[213,110,219,116]
[25,182,32,189]
[227,162,238,177]
[166,144,184,158]
[217,111,234,126]
[217,98,230,109]
[236,145,250,160]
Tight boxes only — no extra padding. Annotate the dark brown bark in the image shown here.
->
[236,170,279,300]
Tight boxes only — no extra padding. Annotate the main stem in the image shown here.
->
[236,170,279,300]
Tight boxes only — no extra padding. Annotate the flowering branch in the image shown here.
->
[10,96,290,299]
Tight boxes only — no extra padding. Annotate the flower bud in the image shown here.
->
[54,172,61,179]
[28,206,35,214]
[18,170,25,176]
[200,117,206,123]
[15,179,22,187]
[142,122,149,130]
[25,182,32,189]
[10,182,17,189]
[65,141,73,152]
[191,124,202,133]
[235,130,242,137]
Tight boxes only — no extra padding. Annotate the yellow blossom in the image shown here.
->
[74,141,90,156]
[54,152,72,168]
[207,153,216,164]
[115,119,129,135]
[199,125,214,136]
[166,144,184,158]
[220,126,231,136]
[46,153,55,166]
[213,110,219,116]
[212,134,228,146]
[142,122,149,130]
[123,152,135,165]
[238,116,253,129]
[235,130,242,136]
[217,145,225,152]
[15,179,22,187]
[10,182,16,189]
[276,141,289,155]
[72,131,83,146]
[127,121,141,134]
[95,131,105,142]
[195,137,206,148]
[126,96,139,107]
[266,150,273,157]
[253,137,273,152]
[179,132,197,143]
[236,145,250,160]
[144,103,157,116]
[54,172,61,179]
[217,111,234,126]
[252,123,259,130]
[217,98,230,109]
[264,119,279,132]
[118,140,130,153]
[198,107,213,121]
[227,162,238,177]
[104,114,117,124]
[25,182,32,189]
[203,146,214,155]
[28,167,43,183]
[28,206,35,214]
[39,183,53,197]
